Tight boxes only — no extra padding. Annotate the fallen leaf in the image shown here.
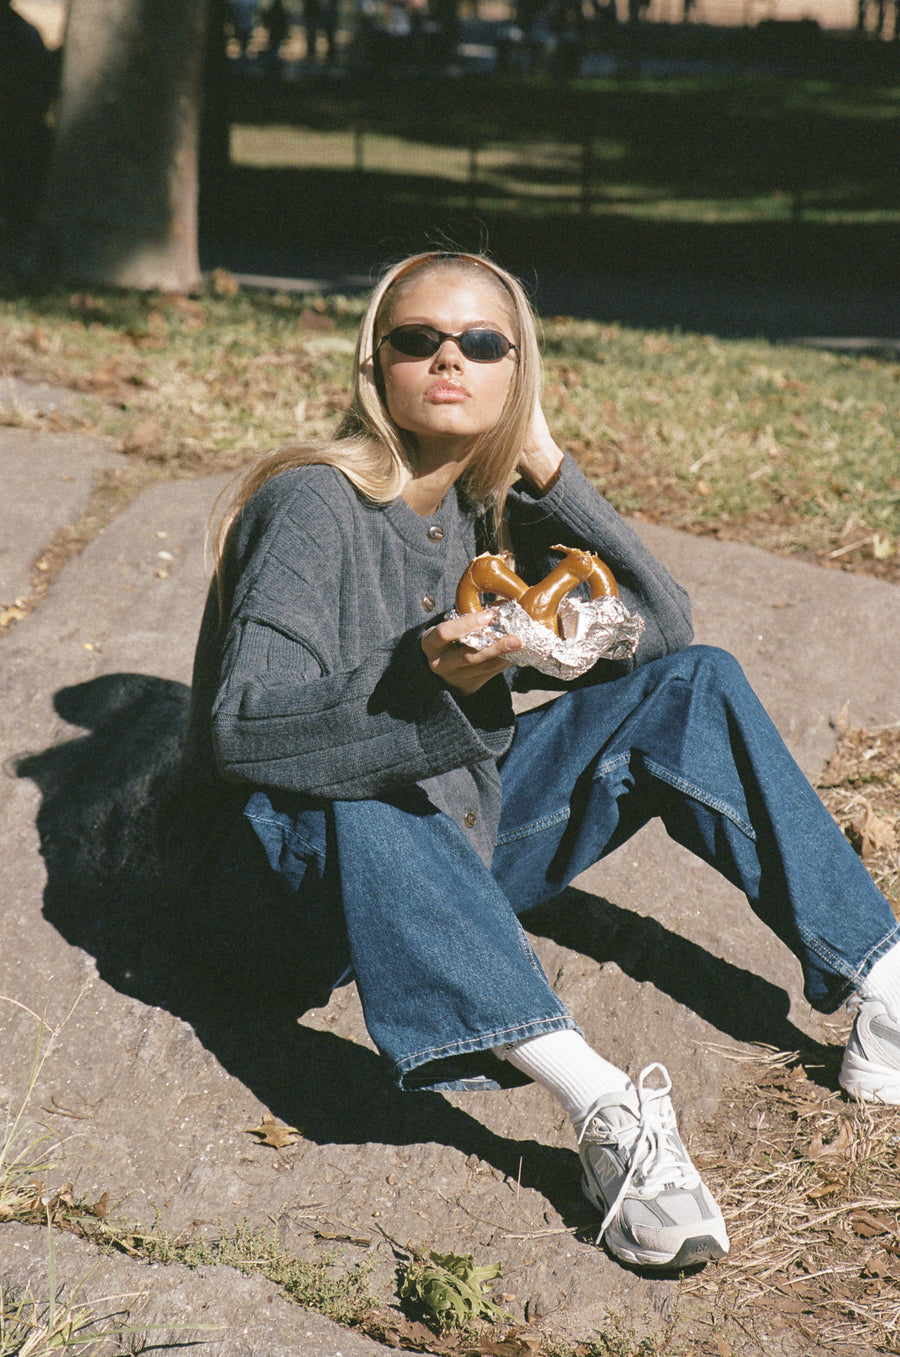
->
[850,1208,896,1238]
[299,307,335,332]
[805,1179,843,1200]
[245,1113,302,1149]
[212,268,239,296]
[314,1229,372,1246]
[90,1191,109,1219]
[480,1331,542,1356]
[121,419,164,454]
[807,1118,854,1161]
[849,804,896,861]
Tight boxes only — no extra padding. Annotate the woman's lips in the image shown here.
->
[425,381,468,403]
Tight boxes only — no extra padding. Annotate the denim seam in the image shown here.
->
[796,918,900,988]
[641,757,757,839]
[396,1014,577,1073]
[244,809,322,860]
[495,806,571,847]
[496,753,630,846]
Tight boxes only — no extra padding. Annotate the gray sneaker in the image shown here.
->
[577,1063,729,1269]
[840,997,900,1103]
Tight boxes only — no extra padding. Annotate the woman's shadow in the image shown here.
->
[16,672,834,1226]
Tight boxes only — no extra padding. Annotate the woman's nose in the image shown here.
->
[431,339,464,369]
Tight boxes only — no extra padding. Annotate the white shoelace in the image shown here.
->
[578,1062,700,1242]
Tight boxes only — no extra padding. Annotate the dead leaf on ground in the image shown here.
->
[849,804,897,861]
[808,1118,855,1161]
[850,1208,897,1238]
[244,1112,302,1149]
[90,1191,110,1219]
[121,419,164,454]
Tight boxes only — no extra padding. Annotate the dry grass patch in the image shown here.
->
[691,1049,900,1355]
[817,721,900,912]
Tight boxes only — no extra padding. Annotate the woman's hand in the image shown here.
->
[517,400,564,493]
[421,611,522,696]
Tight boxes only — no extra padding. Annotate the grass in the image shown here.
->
[0,279,897,624]
[817,721,900,911]
[690,1047,900,1354]
[229,75,900,228]
[0,998,143,1356]
[217,67,900,288]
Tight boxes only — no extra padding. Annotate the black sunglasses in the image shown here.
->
[378,324,518,363]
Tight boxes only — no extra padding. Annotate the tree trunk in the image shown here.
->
[36,0,209,293]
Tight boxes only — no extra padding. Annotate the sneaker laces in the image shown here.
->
[578,1062,701,1243]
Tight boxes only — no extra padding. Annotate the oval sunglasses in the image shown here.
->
[377,324,518,364]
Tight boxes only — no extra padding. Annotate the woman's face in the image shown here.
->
[377,270,518,463]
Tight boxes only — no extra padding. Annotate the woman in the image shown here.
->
[165,251,900,1271]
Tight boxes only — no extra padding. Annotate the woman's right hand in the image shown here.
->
[421,611,522,695]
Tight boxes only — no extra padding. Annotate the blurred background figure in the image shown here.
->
[303,0,337,61]
[261,0,290,73]
[226,0,259,54]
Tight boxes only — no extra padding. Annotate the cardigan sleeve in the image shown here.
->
[209,478,514,801]
[211,620,513,799]
[506,454,693,666]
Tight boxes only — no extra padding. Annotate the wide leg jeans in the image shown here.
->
[245,646,900,1090]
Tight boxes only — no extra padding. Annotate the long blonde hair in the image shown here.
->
[212,251,543,567]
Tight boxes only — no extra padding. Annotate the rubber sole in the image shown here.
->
[582,1174,729,1269]
[840,1051,900,1104]
[604,1228,729,1270]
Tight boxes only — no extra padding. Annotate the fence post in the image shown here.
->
[581,134,594,214]
[353,125,365,174]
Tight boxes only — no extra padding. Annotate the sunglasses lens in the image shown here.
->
[388,326,442,357]
[459,330,510,362]
[384,326,513,362]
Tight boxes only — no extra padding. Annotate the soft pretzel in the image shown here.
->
[456,545,618,637]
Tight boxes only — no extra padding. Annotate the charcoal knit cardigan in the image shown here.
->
[165,453,693,873]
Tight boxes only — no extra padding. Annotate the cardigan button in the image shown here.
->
[421,595,436,612]
[427,525,444,542]
[464,810,477,828]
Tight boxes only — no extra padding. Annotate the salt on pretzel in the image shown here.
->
[455,545,618,638]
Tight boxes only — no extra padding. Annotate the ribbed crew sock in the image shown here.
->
[859,941,900,1023]
[494,1028,631,1128]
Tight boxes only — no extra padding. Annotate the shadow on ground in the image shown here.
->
[16,672,836,1223]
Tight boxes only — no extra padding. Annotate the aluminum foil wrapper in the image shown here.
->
[454,595,645,681]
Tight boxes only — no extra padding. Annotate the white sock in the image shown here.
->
[494,1028,631,1128]
[859,941,900,1023]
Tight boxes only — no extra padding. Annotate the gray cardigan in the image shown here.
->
[165,454,693,868]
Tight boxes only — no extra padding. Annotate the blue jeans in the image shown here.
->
[243,646,900,1091]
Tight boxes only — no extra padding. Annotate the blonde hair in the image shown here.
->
[212,251,543,567]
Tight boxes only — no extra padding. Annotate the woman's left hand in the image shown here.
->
[517,400,564,492]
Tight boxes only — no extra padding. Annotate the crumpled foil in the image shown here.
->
[454,594,645,681]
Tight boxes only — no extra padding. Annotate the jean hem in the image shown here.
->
[395,1012,579,1088]
[807,920,900,1012]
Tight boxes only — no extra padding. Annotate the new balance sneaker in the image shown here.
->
[577,1063,729,1269]
[840,997,900,1104]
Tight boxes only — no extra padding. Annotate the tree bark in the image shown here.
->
[36,0,209,293]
